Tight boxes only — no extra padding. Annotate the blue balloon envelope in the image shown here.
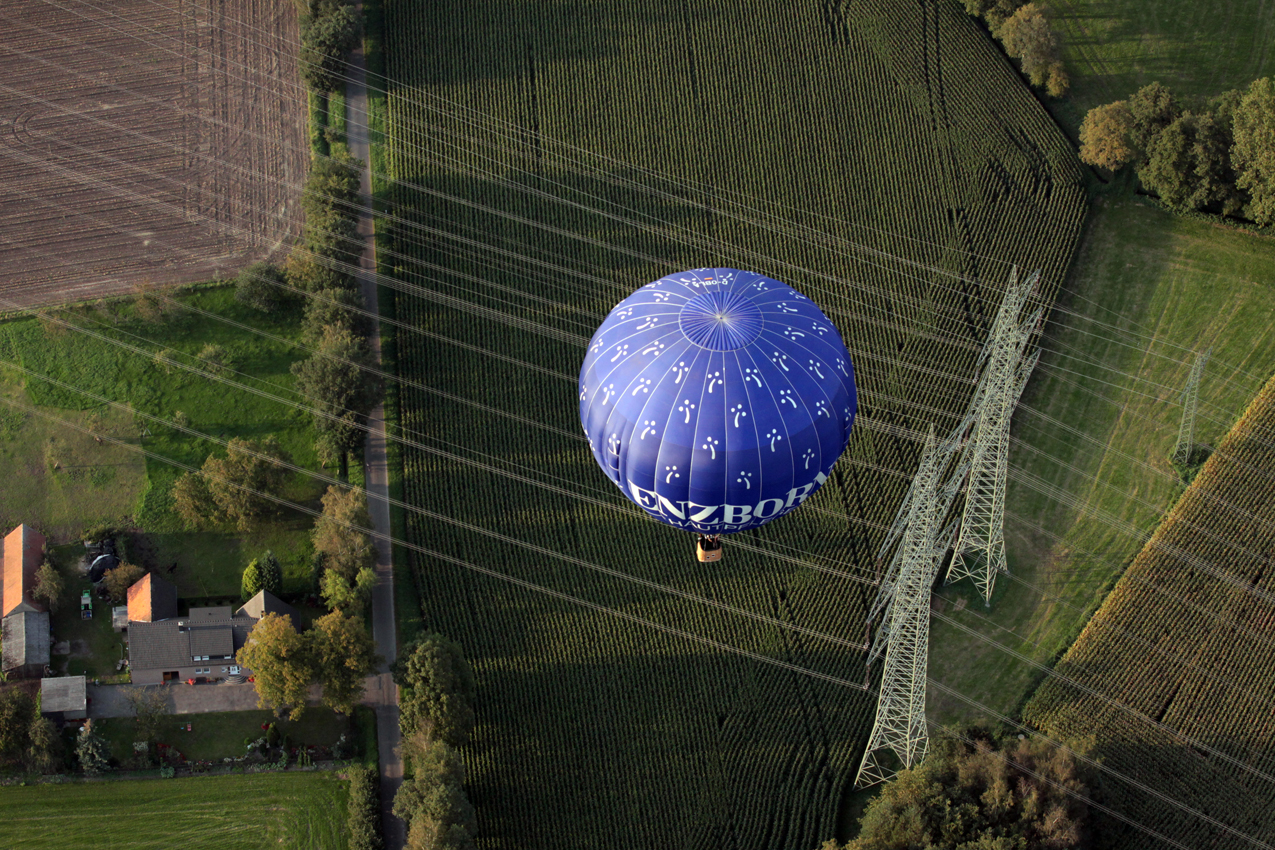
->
[579,268,857,535]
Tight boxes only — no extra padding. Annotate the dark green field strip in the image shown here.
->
[0,772,349,850]
[381,0,1086,845]
[1024,375,1275,849]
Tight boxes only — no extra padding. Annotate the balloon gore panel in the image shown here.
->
[579,268,857,535]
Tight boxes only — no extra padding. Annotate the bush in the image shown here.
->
[196,343,235,377]
[348,766,384,850]
[234,262,287,313]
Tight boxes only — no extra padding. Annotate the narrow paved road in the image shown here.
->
[346,20,406,849]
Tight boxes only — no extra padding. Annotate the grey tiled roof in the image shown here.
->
[41,676,86,713]
[237,590,300,628]
[129,610,256,673]
[188,623,234,658]
[2,610,50,671]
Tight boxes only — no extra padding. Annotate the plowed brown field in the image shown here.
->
[0,0,306,308]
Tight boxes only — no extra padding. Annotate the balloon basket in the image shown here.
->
[696,537,723,562]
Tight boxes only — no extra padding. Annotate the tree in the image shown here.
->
[171,470,216,529]
[312,611,379,714]
[1233,77,1275,225]
[303,287,371,346]
[242,550,283,600]
[284,247,355,293]
[237,613,317,720]
[202,436,291,531]
[102,562,146,604]
[76,719,111,775]
[393,634,476,746]
[394,768,476,850]
[299,5,361,93]
[1192,110,1246,215]
[1139,112,1200,211]
[321,564,377,613]
[826,730,1088,850]
[235,262,287,313]
[400,731,467,787]
[292,327,381,479]
[31,560,63,612]
[124,687,170,764]
[0,688,35,768]
[1127,82,1180,153]
[1078,100,1137,171]
[26,714,62,774]
[313,485,377,581]
[998,4,1067,96]
[961,0,1026,35]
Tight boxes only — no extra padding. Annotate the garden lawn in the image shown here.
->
[0,771,350,850]
[95,708,352,764]
[0,285,327,597]
[1048,0,1275,129]
[928,195,1275,724]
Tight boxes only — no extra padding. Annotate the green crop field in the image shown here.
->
[379,0,1086,845]
[0,771,349,849]
[928,196,1275,723]
[1021,372,1275,848]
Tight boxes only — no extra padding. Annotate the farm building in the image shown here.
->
[126,572,178,623]
[2,524,46,618]
[1,525,50,678]
[40,676,87,721]
[2,610,50,678]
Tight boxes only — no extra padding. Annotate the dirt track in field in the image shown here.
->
[0,0,307,309]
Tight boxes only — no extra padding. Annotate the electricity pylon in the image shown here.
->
[1173,349,1210,466]
[868,419,967,661]
[856,427,943,787]
[946,268,1042,605]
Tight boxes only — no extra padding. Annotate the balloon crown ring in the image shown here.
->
[679,290,764,350]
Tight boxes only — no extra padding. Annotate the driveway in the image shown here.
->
[87,682,324,718]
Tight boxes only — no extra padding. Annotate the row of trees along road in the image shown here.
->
[392,635,480,850]
[1080,78,1275,225]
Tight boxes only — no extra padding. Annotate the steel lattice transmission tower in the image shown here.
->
[1173,349,1210,466]
[855,427,944,787]
[946,268,1043,605]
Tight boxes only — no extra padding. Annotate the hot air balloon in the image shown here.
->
[579,268,857,561]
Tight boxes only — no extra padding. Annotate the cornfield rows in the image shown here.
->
[380,0,1086,845]
[1023,375,1275,849]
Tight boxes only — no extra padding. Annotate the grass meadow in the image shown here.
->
[1047,0,1275,129]
[0,772,350,850]
[929,195,1275,722]
[0,285,324,598]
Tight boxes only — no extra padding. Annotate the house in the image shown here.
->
[126,572,178,623]
[1,525,50,678]
[126,590,300,685]
[40,676,87,721]
[127,606,255,685]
